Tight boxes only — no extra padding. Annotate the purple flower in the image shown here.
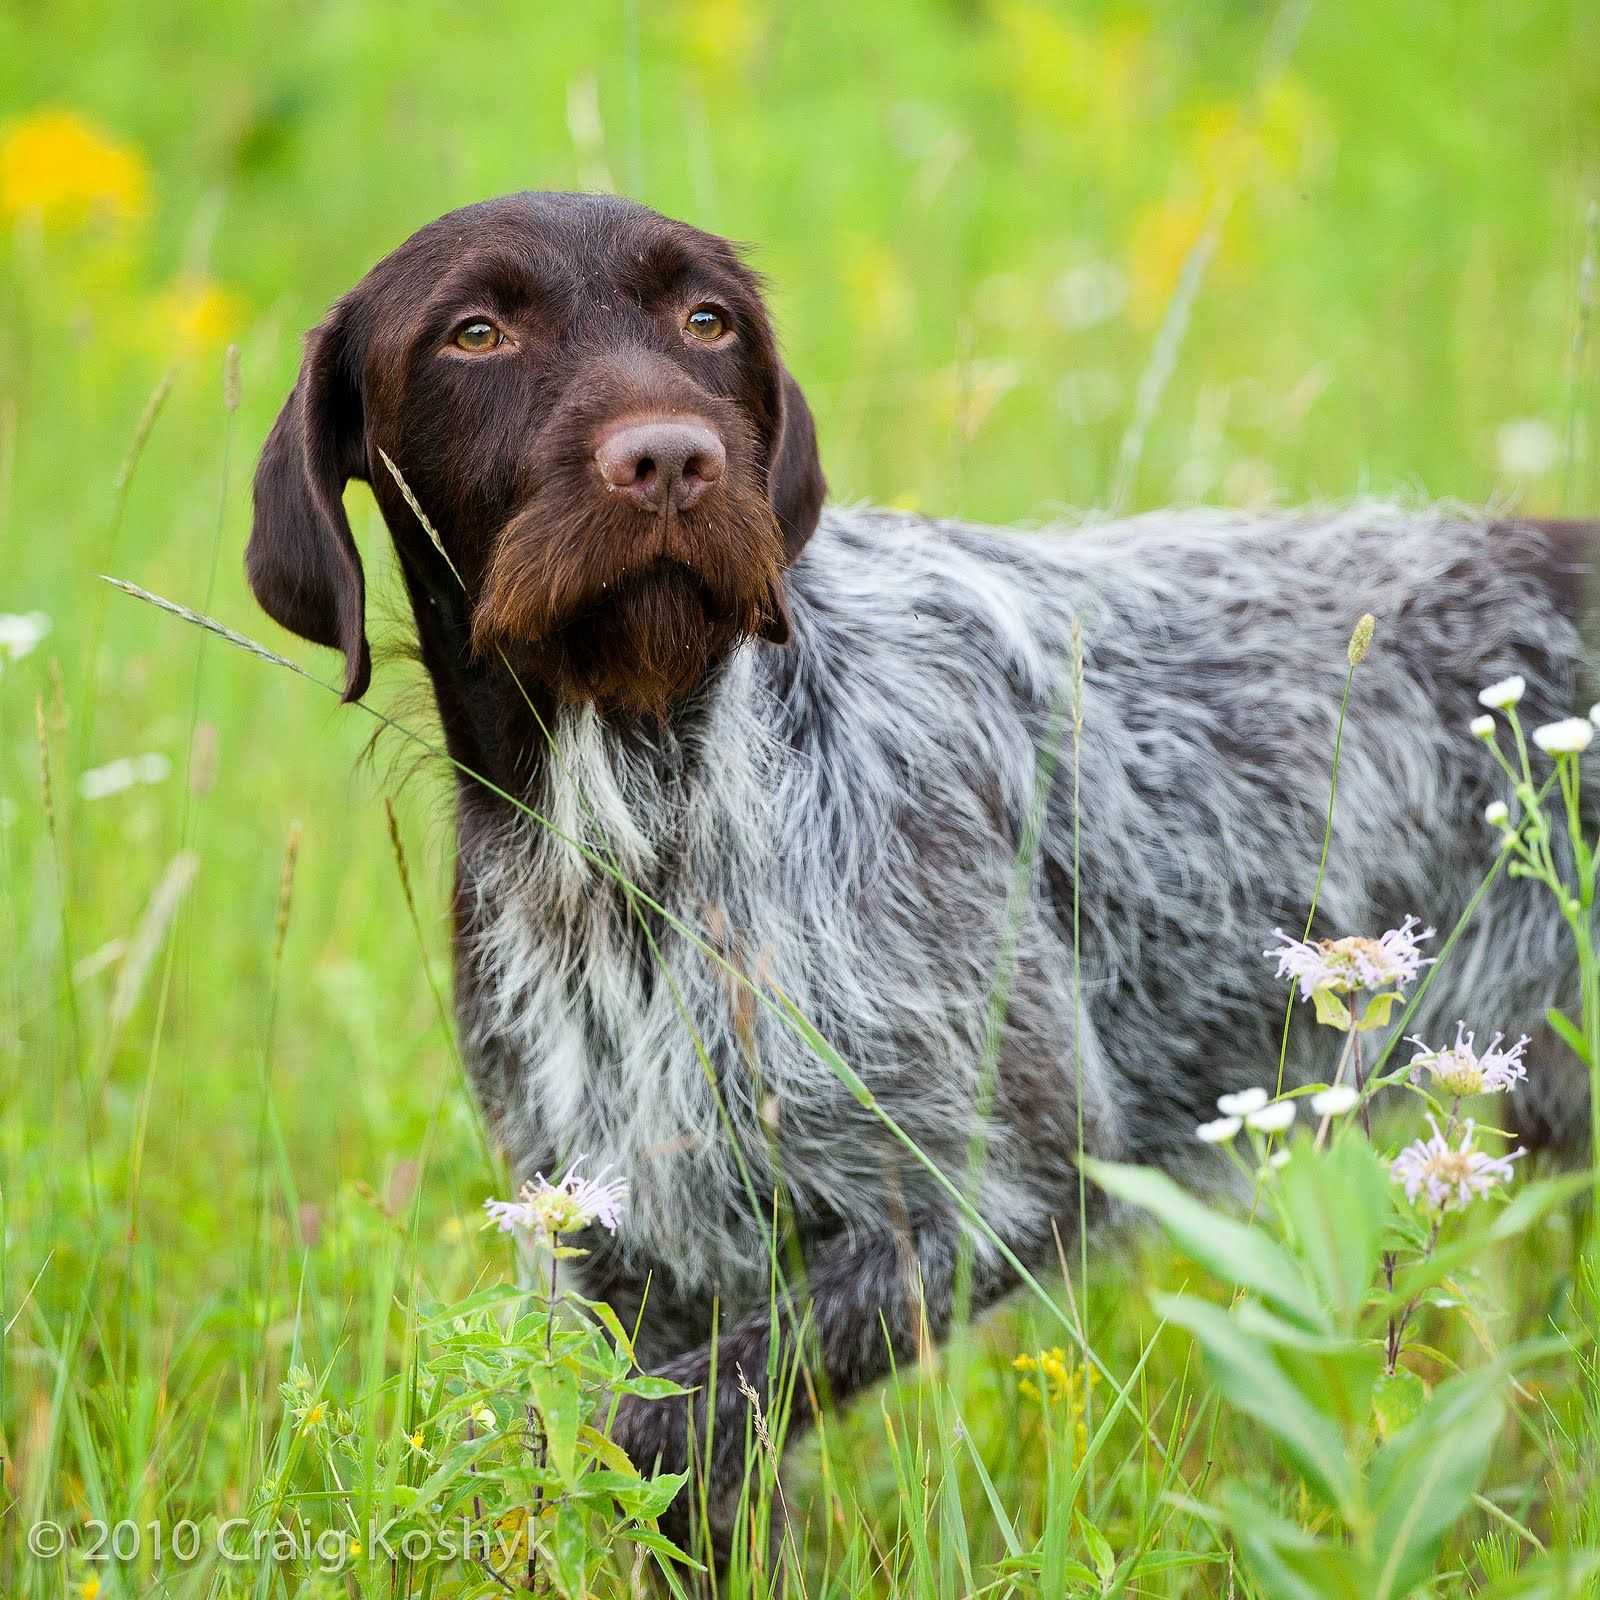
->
[1266,916,1435,1001]
[1406,1023,1529,1097]
[1390,1117,1523,1212]
[484,1158,628,1239]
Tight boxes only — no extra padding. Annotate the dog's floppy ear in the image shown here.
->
[248,307,372,702]
[769,365,826,565]
[756,364,824,645]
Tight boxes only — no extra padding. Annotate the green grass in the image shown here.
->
[4,0,1600,1593]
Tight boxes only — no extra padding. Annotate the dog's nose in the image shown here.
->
[595,419,726,513]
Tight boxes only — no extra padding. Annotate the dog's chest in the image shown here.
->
[455,702,788,1285]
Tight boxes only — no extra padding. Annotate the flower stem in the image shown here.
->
[529,1235,560,1591]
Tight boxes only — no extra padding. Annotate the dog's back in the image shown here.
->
[458,503,1594,1322]
[248,194,1597,1545]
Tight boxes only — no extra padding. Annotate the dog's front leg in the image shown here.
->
[608,1208,1039,1563]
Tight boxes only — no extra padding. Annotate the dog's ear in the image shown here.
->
[769,365,826,565]
[248,306,372,702]
[756,364,824,645]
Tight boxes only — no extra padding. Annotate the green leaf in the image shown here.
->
[1275,1135,1390,1335]
[625,1527,705,1571]
[577,1423,641,1477]
[1474,1549,1600,1597]
[529,1360,581,1486]
[1368,1364,1505,1599]
[569,1468,649,1502]
[1370,1368,1426,1441]
[613,1373,695,1400]
[953,1400,1023,1558]
[629,1470,690,1522]
[547,1499,589,1597]
[1227,1301,1381,1434]
[1544,1006,1593,1067]
[1220,1482,1373,1600]
[417,1283,529,1325]
[1353,990,1401,1032]
[570,1292,637,1361]
[1088,1159,1326,1330]
[998,1551,1098,1584]
[1127,1550,1228,1579]
[1154,1293,1357,1517]
[1386,1175,1591,1307]
[1077,1512,1116,1583]
[1313,987,1354,1030]
[1488,1172,1592,1242]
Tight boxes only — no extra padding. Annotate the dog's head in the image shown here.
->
[248,192,826,715]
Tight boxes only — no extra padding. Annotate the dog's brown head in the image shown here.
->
[248,192,826,715]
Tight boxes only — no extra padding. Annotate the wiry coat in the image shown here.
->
[245,192,1593,1562]
[454,502,1588,1420]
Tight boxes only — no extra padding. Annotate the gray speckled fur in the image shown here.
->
[452,500,1589,1547]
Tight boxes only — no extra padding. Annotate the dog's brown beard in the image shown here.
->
[471,491,789,719]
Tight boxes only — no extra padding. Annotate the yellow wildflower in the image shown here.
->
[995,4,1149,154]
[80,1578,102,1600]
[0,109,149,227]
[155,276,244,352]
[843,240,915,343]
[1125,196,1213,329]
[1014,1345,1099,1460]
[680,0,761,79]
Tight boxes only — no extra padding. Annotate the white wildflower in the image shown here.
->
[1496,418,1560,478]
[1469,714,1496,739]
[1533,718,1593,755]
[484,1158,627,1239]
[1311,1084,1360,1116]
[1391,1117,1523,1211]
[78,752,173,801]
[1477,676,1526,710]
[1217,1087,1269,1117]
[1267,1149,1292,1170]
[1406,1023,1529,1097]
[1245,1100,1296,1134]
[1195,1116,1242,1144]
[0,611,50,664]
[1590,703,1600,730]
[1484,800,1510,828]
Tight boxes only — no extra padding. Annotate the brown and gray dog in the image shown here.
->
[249,189,1595,1558]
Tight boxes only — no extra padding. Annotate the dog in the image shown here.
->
[248,190,1595,1558]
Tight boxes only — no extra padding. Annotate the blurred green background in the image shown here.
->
[2,0,1599,1586]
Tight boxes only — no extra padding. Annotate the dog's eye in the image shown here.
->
[684,305,729,342]
[453,319,504,353]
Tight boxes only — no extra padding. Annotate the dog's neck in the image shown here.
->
[394,532,758,830]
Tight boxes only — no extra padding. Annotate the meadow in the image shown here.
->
[4,0,1600,1593]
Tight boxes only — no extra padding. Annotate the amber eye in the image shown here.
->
[684,305,728,342]
[453,318,503,352]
